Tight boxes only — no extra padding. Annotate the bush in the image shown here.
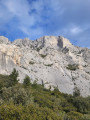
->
[0,71,90,120]
[0,74,10,89]
[23,75,31,87]
[0,68,19,89]
[0,103,62,120]
[0,85,33,105]
[67,111,83,120]
[72,96,90,114]
[44,63,53,67]
[0,103,24,120]
[73,87,80,97]
[9,68,19,86]
[66,64,78,71]
[25,104,62,120]
[29,61,35,64]
[40,54,47,58]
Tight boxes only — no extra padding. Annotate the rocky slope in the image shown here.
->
[0,36,90,97]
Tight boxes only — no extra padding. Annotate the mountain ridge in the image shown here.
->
[0,35,90,97]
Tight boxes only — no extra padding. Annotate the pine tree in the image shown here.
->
[9,68,19,86]
[73,87,80,97]
[23,75,31,87]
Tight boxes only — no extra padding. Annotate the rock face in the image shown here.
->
[0,36,10,44]
[0,35,90,97]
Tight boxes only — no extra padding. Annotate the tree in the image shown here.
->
[72,96,90,114]
[41,80,44,87]
[73,87,80,97]
[9,68,19,86]
[23,75,31,87]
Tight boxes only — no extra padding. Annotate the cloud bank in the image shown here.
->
[0,0,90,47]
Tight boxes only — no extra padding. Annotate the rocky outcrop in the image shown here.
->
[0,36,10,44]
[0,35,90,97]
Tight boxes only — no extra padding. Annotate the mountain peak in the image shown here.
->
[0,35,90,97]
[12,35,72,50]
[58,36,72,48]
[0,36,10,44]
[12,38,32,47]
[35,36,72,50]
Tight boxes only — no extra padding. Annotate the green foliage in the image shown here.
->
[0,68,19,89]
[23,75,31,87]
[31,79,38,88]
[67,111,83,120]
[0,103,24,120]
[9,68,19,86]
[66,64,79,71]
[44,63,53,67]
[73,87,80,97]
[40,54,47,58]
[29,61,35,64]
[72,96,90,114]
[0,85,33,105]
[41,80,44,87]
[63,94,90,114]
[34,94,54,108]
[36,47,41,52]
[83,114,90,120]
[0,103,62,120]
[0,74,10,89]
[0,71,90,120]
[54,86,59,92]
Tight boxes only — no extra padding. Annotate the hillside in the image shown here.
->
[0,36,90,96]
[0,72,90,120]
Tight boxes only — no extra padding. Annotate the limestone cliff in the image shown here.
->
[0,36,90,97]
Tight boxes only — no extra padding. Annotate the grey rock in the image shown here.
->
[0,35,90,97]
[0,36,10,44]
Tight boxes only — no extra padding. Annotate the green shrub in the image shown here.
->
[0,85,33,105]
[72,96,90,114]
[29,61,35,64]
[0,74,10,89]
[40,54,47,58]
[0,103,62,120]
[44,63,53,67]
[0,68,19,89]
[23,75,31,87]
[66,64,79,71]
[36,47,41,52]
[82,114,90,120]
[73,87,80,97]
[0,71,90,120]
[9,68,19,86]
[0,103,24,120]
[67,111,83,120]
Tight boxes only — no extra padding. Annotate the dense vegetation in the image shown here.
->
[0,69,90,120]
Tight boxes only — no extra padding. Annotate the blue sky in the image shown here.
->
[0,0,90,47]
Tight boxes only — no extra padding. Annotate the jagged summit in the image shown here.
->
[35,36,72,49]
[0,35,90,97]
[13,38,31,47]
[0,36,10,44]
[0,35,73,49]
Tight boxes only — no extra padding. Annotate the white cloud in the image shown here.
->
[0,2,14,28]
[2,0,35,26]
[61,25,83,36]
[70,26,82,35]
[0,0,90,47]
[0,0,44,38]
[3,0,29,16]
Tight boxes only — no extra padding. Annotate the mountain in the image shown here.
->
[0,36,90,97]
